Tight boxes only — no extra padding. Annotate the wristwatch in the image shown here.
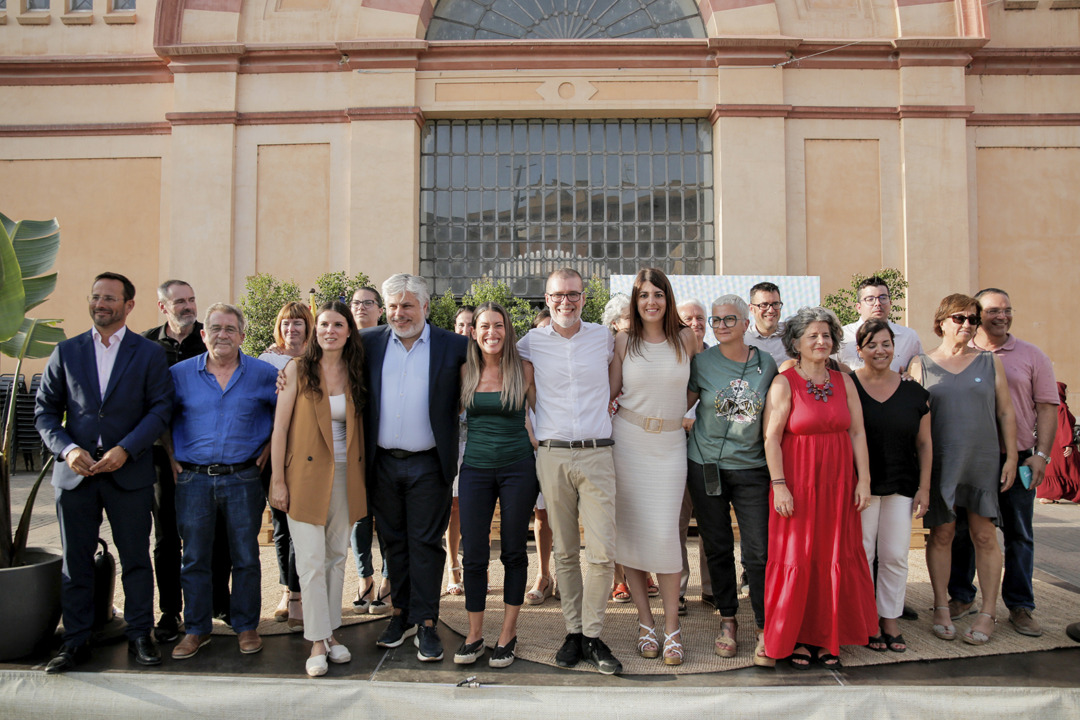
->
[1035,450,1050,463]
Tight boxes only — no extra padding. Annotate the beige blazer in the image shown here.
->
[284,375,367,526]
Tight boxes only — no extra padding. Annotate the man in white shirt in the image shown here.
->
[837,276,922,372]
[744,282,788,366]
[518,267,622,675]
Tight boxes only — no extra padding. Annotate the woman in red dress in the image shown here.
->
[762,307,878,668]
[1037,382,1080,504]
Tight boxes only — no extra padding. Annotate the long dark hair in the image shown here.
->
[297,300,366,412]
[627,267,686,362]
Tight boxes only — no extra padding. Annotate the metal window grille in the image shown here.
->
[112,0,134,10]
[427,0,705,40]
[420,119,714,299]
[26,0,49,9]
[70,0,91,11]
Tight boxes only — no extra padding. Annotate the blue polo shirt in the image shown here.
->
[170,351,278,465]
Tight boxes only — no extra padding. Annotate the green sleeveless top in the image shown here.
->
[463,391,533,469]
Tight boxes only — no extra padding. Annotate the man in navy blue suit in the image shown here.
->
[35,272,174,673]
[361,273,468,662]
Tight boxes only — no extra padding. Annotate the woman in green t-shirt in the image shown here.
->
[686,294,778,667]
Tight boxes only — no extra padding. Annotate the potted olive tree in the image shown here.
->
[0,212,66,661]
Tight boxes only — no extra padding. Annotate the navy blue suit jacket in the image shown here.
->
[359,324,468,485]
[35,328,175,491]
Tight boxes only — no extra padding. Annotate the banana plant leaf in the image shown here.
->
[0,222,24,342]
[0,318,65,359]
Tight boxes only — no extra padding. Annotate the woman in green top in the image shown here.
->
[686,294,778,667]
[453,302,538,669]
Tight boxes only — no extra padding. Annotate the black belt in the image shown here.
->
[179,459,258,476]
[379,447,437,460]
[538,439,614,449]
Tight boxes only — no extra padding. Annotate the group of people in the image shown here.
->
[35,267,1058,677]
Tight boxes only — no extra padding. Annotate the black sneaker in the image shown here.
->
[453,637,485,665]
[582,636,622,676]
[154,613,181,644]
[376,614,417,648]
[415,624,444,662]
[488,637,517,668]
[555,632,584,668]
[678,596,687,617]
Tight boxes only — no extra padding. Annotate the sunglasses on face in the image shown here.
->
[949,314,980,327]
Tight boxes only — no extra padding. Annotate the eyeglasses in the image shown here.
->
[860,294,890,305]
[751,301,783,312]
[708,315,740,329]
[350,299,379,309]
[949,314,980,327]
[547,292,582,302]
[87,294,123,304]
[984,308,1012,317]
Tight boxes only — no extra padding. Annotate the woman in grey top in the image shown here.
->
[909,294,1017,646]
[686,294,778,667]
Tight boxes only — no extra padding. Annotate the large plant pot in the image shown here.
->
[0,547,62,662]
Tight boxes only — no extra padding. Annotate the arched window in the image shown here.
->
[426,0,705,41]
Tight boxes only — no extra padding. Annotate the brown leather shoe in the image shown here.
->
[238,629,263,654]
[1009,607,1043,637]
[172,633,211,660]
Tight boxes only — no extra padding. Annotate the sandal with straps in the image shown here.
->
[962,612,996,646]
[714,616,737,658]
[446,566,464,596]
[524,576,555,606]
[931,606,956,641]
[663,628,684,666]
[637,623,659,659]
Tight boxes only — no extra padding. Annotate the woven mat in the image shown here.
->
[436,543,1080,674]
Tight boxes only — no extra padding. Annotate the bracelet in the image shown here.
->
[1035,450,1051,464]
[771,479,786,486]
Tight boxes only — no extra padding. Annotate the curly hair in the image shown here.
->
[781,306,843,358]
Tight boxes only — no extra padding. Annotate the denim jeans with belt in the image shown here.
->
[176,464,266,635]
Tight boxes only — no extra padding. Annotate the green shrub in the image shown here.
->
[428,289,458,332]
[313,271,371,307]
[237,272,301,356]
[821,268,909,326]
[581,274,610,325]
[461,277,535,339]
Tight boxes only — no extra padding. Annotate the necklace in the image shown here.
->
[796,361,833,402]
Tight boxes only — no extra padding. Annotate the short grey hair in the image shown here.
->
[382,273,431,314]
[711,294,748,322]
[677,297,707,315]
[157,279,192,302]
[601,293,630,328]
[781,306,843,358]
[203,302,246,333]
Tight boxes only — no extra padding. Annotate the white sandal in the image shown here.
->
[446,566,464,596]
[637,623,659,659]
[932,605,956,641]
[962,612,996,646]
[524,576,555,606]
[663,628,684,666]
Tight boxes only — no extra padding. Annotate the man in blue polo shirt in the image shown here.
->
[167,302,278,660]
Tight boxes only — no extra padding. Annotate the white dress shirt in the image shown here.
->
[518,322,614,442]
[377,323,437,452]
[62,325,127,459]
[838,319,923,372]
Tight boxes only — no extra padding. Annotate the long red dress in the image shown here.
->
[1037,382,1080,503]
[764,368,879,658]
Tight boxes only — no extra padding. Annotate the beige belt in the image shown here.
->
[616,406,683,433]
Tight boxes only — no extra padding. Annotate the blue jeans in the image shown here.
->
[350,515,389,581]
[949,452,1036,610]
[458,456,539,613]
[176,464,266,635]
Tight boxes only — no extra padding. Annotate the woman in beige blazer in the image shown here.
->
[270,300,367,677]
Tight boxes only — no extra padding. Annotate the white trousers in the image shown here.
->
[288,462,351,642]
[861,493,914,620]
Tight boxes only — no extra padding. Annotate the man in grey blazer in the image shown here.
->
[35,272,174,673]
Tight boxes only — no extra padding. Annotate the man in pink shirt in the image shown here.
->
[949,288,1057,637]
